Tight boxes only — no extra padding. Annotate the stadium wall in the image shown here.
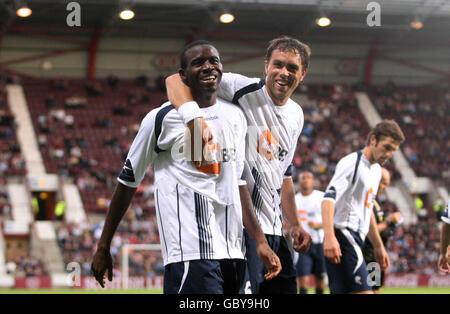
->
[1,34,447,85]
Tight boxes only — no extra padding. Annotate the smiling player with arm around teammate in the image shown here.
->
[91,40,280,292]
[322,120,405,294]
[165,36,312,294]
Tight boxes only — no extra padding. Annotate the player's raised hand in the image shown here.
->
[324,235,342,264]
[291,225,312,254]
[91,247,114,288]
[256,243,282,280]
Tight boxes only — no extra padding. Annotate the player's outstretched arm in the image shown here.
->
[322,199,342,264]
[239,185,281,280]
[438,222,450,273]
[281,178,312,253]
[367,211,390,271]
[91,183,137,288]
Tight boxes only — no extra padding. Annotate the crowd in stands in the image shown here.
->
[23,74,167,213]
[57,207,163,278]
[5,253,48,278]
[0,73,26,219]
[370,81,450,190]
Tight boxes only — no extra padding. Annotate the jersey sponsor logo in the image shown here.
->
[297,209,308,222]
[197,142,221,175]
[364,188,375,210]
[204,115,219,121]
[196,142,237,175]
[257,129,288,162]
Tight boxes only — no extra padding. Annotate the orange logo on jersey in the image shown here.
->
[197,142,221,175]
[297,209,308,222]
[364,188,374,210]
[257,130,279,161]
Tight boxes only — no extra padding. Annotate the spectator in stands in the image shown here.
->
[53,79,68,91]
[64,114,74,128]
[95,117,113,128]
[86,81,104,96]
[45,93,58,108]
[107,75,120,89]
[112,104,132,116]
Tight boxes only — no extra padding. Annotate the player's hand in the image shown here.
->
[291,225,312,253]
[324,235,342,264]
[185,118,213,168]
[374,245,390,271]
[438,245,450,273]
[166,74,193,107]
[387,212,402,225]
[91,247,113,288]
[438,254,450,273]
[256,243,282,280]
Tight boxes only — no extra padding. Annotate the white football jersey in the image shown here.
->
[442,200,450,224]
[323,151,382,240]
[118,99,247,265]
[217,72,304,236]
[295,190,325,244]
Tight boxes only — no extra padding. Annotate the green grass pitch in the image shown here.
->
[0,287,448,294]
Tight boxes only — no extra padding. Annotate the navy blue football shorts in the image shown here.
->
[325,228,372,294]
[296,243,327,278]
[163,258,246,294]
[242,229,297,294]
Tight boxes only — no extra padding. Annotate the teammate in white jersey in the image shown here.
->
[91,41,281,293]
[165,36,312,294]
[294,171,326,294]
[322,120,405,294]
[438,200,450,273]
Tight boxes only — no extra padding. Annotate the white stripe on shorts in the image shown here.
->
[340,228,364,275]
[178,261,190,294]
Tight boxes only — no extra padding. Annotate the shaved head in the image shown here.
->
[378,167,391,197]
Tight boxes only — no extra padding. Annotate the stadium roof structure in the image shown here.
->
[0,0,449,46]
[0,0,448,82]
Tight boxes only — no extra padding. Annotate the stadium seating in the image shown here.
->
[22,77,166,213]
[369,84,449,191]
[56,212,163,277]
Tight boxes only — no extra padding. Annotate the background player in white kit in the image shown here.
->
[165,36,312,294]
[294,171,327,294]
[90,41,281,293]
[438,200,450,273]
[322,120,405,294]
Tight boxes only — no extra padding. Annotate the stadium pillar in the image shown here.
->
[364,40,378,86]
[87,27,101,80]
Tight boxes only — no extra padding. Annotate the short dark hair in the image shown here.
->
[366,119,405,145]
[265,36,311,71]
[179,40,215,70]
